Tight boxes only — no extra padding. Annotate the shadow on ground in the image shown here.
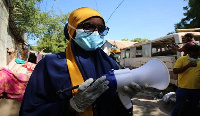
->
[0,99,21,116]
[132,91,173,116]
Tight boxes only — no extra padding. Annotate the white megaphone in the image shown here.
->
[113,58,170,109]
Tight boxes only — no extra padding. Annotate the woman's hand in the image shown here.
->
[121,82,141,99]
[70,76,109,112]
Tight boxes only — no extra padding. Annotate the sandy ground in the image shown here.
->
[132,91,173,116]
[0,90,174,116]
[0,98,21,116]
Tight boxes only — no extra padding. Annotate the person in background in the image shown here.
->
[28,52,36,64]
[171,45,200,116]
[36,51,43,64]
[109,48,121,64]
[171,33,197,56]
[19,7,141,116]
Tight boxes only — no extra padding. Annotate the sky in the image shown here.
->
[29,0,188,45]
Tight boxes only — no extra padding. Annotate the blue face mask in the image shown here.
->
[188,57,200,61]
[73,29,105,51]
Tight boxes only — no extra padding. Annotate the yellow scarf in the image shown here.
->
[66,7,103,116]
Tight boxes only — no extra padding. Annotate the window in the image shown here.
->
[125,49,130,58]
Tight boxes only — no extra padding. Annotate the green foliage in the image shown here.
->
[167,32,175,35]
[121,38,148,42]
[175,0,200,29]
[142,38,148,42]
[130,38,148,42]
[11,0,70,53]
[35,11,69,53]
[12,0,43,37]
[31,46,37,51]
[121,38,129,41]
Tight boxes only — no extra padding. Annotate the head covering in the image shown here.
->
[110,49,121,53]
[66,7,105,91]
[67,7,103,40]
[65,7,118,116]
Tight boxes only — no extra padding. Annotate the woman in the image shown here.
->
[19,7,139,116]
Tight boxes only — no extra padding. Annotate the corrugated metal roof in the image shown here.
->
[176,28,200,32]
[107,40,137,49]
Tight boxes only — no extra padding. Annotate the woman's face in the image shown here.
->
[75,17,107,36]
[78,17,104,29]
[72,17,106,51]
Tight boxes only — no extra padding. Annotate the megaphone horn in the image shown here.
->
[113,58,170,109]
[114,58,170,90]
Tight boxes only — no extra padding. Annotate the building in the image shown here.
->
[101,40,137,55]
[0,0,29,67]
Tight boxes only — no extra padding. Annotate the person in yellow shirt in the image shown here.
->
[171,45,200,116]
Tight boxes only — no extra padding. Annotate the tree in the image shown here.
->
[121,38,129,41]
[35,11,69,53]
[130,38,148,42]
[167,32,175,35]
[11,0,70,53]
[11,0,43,38]
[175,0,200,29]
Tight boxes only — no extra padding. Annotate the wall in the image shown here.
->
[0,0,27,67]
[101,41,112,55]
[0,0,9,67]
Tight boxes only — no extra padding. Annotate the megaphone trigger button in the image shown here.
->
[108,69,115,75]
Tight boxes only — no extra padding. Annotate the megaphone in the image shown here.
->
[113,58,170,109]
[56,58,170,109]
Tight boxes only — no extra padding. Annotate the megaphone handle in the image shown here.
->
[118,92,133,109]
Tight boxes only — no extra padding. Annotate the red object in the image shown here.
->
[22,62,36,72]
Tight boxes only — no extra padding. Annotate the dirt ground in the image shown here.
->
[0,98,21,116]
[0,89,174,116]
[132,91,173,116]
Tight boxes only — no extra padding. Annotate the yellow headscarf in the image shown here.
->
[66,7,104,116]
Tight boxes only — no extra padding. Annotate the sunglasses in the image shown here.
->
[78,22,109,36]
